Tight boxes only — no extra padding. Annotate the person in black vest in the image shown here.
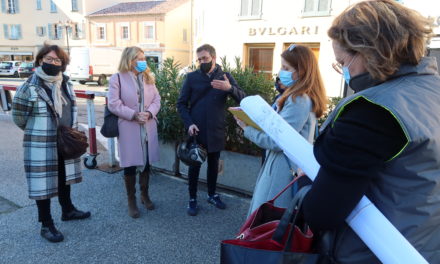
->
[177,44,245,216]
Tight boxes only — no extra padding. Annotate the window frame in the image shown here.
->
[96,23,106,41]
[71,0,78,11]
[239,0,263,20]
[302,0,332,17]
[50,0,57,13]
[120,22,130,40]
[7,0,16,14]
[142,21,155,40]
[9,24,22,40]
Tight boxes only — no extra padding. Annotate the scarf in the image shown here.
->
[35,66,65,116]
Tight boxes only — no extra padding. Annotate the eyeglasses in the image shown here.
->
[43,56,62,65]
[332,62,343,75]
[287,44,296,52]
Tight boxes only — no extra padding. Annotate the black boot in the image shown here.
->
[40,223,64,243]
[61,208,91,221]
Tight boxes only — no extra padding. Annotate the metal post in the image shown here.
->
[86,94,97,156]
[0,85,8,111]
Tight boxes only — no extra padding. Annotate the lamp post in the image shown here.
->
[58,20,73,55]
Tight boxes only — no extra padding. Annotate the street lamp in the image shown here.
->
[58,20,73,55]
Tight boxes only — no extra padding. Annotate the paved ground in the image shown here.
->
[0,115,251,263]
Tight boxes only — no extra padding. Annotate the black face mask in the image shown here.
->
[41,62,62,76]
[200,61,213,73]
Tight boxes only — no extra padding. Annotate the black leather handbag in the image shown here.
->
[101,74,121,138]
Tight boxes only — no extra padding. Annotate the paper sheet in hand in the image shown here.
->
[228,107,262,131]
[240,95,428,264]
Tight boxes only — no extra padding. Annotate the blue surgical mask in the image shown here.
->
[342,66,351,85]
[135,61,147,72]
[279,70,297,87]
[342,55,357,85]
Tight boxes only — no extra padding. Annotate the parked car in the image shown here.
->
[18,62,35,78]
[0,61,22,77]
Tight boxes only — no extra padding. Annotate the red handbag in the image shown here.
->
[232,177,313,253]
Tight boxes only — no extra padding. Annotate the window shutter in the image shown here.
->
[71,0,78,11]
[77,22,84,39]
[3,24,8,39]
[48,23,54,39]
[35,26,39,36]
[17,24,21,39]
[36,0,41,10]
[14,0,19,13]
[1,0,5,13]
[42,26,46,36]
[57,25,63,39]
[240,0,249,16]
[251,0,261,16]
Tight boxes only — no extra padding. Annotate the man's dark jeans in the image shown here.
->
[188,151,220,199]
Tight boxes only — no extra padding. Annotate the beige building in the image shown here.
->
[0,0,146,62]
[87,0,191,66]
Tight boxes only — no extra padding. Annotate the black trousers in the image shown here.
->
[35,153,74,225]
[188,151,220,199]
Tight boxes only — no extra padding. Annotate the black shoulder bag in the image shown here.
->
[101,74,121,138]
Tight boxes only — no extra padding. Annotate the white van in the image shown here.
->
[68,47,121,85]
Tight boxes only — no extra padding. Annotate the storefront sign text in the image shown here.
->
[249,26,319,36]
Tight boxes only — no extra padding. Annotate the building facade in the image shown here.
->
[86,0,191,66]
[192,0,440,97]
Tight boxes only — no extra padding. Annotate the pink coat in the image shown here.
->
[108,72,161,168]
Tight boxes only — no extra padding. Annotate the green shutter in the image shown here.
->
[3,24,8,39]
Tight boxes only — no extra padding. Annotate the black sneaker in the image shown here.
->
[61,208,91,221]
[187,199,199,216]
[40,225,64,243]
[207,194,226,209]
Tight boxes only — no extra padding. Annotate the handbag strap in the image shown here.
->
[272,185,311,245]
[269,175,302,203]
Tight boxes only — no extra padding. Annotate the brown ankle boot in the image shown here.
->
[124,175,140,218]
[139,170,155,210]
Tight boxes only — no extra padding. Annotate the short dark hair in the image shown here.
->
[34,45,70,72]
[196,44,216,57]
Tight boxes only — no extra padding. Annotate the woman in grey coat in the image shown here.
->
[236,45,327,215]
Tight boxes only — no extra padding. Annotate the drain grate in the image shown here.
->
[0,196,20,214]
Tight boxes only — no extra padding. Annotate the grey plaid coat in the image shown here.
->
[12,74,82,200]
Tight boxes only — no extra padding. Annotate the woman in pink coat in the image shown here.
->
[108,46,161,218]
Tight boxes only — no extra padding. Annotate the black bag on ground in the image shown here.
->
[57,125,89,160]
[100,74,121,138]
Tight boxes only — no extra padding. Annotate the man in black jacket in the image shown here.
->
[177,44,245,216]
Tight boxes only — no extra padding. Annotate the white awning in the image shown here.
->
[0,51,33,55]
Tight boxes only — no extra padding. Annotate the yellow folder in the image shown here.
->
[228,107,262,131]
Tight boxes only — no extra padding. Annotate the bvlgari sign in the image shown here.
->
[249,26,319,36]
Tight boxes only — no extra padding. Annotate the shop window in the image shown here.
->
[283,42,320,60]
[302,0,331,17]
[246,44,274,79]
[240,0,262,19]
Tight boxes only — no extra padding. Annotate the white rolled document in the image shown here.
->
[240,95,428,264]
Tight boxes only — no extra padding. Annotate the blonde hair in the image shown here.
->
[278,45,327,118]
[118,46,155,84]
[328,0,433,81]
